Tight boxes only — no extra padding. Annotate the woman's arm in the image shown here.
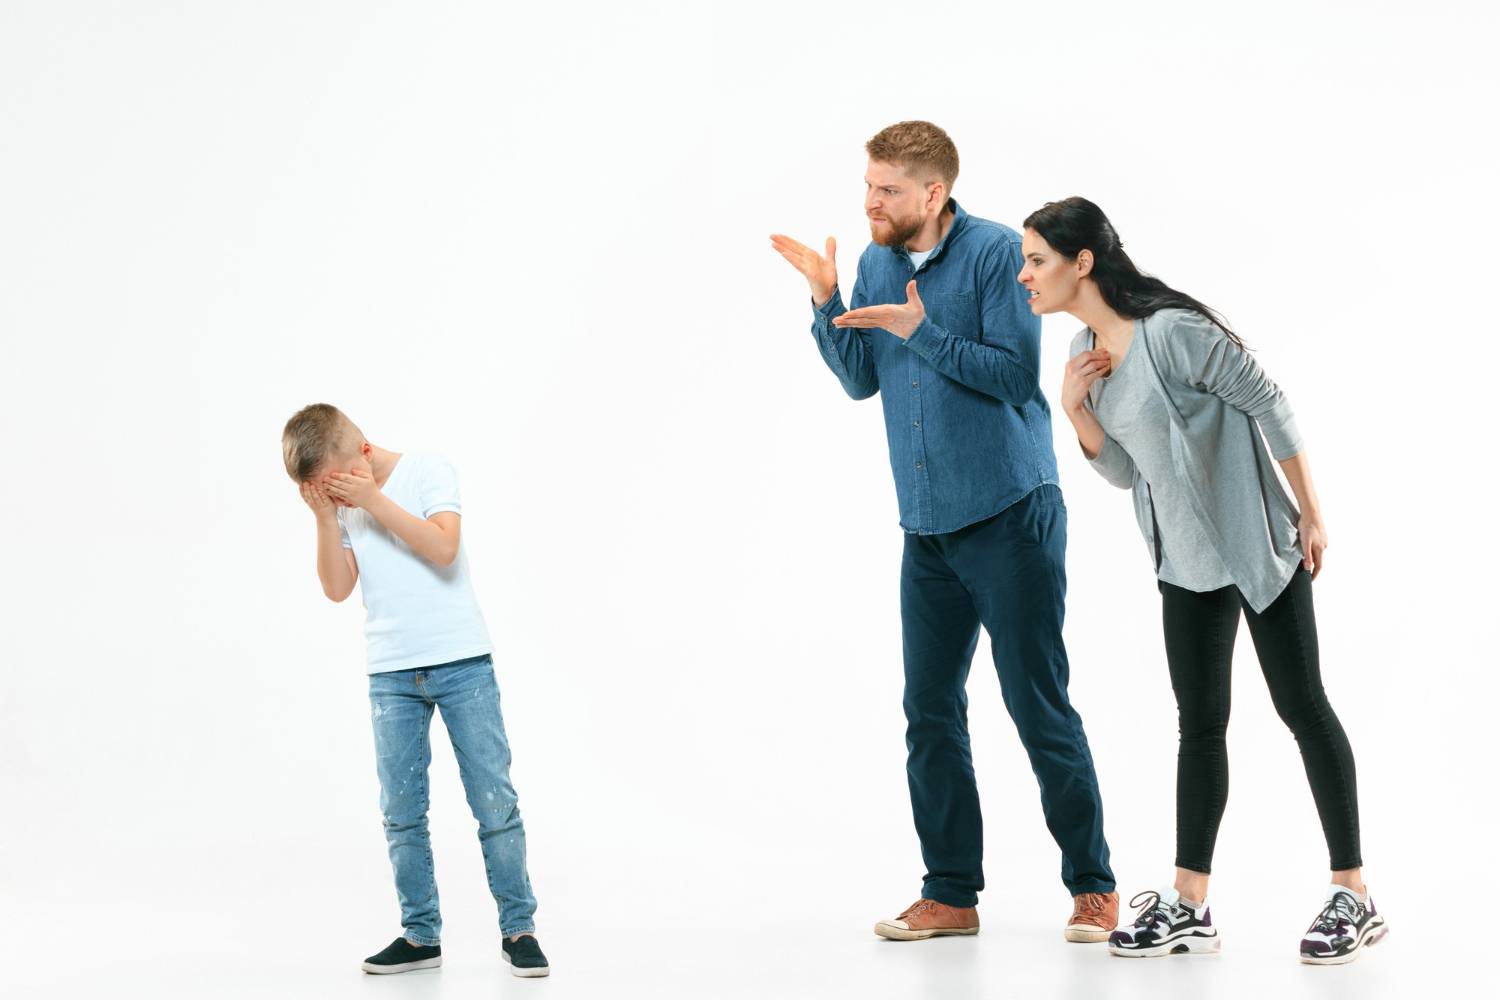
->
[1165,312,1304,461]
[1278,450,1327,580]
[1061,348,1138,489]
[1162,313,1324,577]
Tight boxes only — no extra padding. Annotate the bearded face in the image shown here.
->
[864,159,942,249]
[868,205,925,248]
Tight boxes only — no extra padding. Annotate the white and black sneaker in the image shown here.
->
[1300,886,1387,965]
[1108,888,1220,957]
[360,937,442,974]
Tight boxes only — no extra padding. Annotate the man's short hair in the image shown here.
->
[866,120,959,194]
[282,403,363,481]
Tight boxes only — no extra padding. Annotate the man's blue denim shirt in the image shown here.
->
[812,200,1059,535]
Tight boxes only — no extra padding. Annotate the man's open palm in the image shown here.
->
[833,279,926,340]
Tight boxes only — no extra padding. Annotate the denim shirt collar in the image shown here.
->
[888,199,969,269]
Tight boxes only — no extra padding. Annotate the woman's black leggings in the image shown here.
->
[1160,566,1362,873]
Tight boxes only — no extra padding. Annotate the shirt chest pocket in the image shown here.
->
[923,291,978,339]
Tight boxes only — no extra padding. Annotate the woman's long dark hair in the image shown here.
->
[1023,197,1246,349]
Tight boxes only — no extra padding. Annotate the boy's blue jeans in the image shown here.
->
[900,485,1114,906]
[368,655,537,943]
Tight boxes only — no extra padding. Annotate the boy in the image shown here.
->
[281,402,548,978]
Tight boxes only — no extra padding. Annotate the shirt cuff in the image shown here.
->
[813,286,842,318]
[902,317,942,358]
[1261,410,1304,461]
[1089,435,1119,465]
[1088,435,1134,482]
[1268,434,1303,462]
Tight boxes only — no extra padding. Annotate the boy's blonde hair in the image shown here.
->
[866,120,960,194]
[282,403,364,481]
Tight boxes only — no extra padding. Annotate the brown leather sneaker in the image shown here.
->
[1064,890,1119,942]
[874,898,980,941]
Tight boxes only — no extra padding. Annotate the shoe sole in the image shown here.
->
[1300,918,1388,965]
[874,921,979,941]
[1109,932,1221,958]
[1064,925,1113,943]
[502,952,551,978]
[360,957,442,975]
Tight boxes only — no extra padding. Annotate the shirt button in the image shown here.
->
[913,421,921,428]
[911,380,920,388]
[916,462,924,469]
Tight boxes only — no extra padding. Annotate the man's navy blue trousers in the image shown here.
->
[900,484,1114,906]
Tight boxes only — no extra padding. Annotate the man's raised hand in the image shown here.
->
[832,279,926,340]
[770,234,837,308]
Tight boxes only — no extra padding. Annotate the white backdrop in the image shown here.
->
[3,2,1495,998]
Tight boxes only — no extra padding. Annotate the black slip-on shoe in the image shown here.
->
[361,937,442,974]
[502,934,550,978]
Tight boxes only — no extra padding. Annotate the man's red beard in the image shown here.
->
[869,212,923,248]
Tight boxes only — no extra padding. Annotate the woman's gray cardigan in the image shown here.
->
[1072,308,1305,613]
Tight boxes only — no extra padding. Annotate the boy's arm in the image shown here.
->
[301,481,358,601]
[324,469,461,568]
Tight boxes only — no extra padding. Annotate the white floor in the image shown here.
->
[6,911,1429,1000]
[6,833,1450,1000]
[5,662,1465,1000]
[18,933,1416,1000]
[6,631,1466,1000]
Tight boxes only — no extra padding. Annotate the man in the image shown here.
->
[770,121,1117,943]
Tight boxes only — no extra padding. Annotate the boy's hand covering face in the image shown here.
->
[299,480,336,516]
[323,467,379,509]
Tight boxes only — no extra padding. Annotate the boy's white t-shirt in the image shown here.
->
[337,452,493,674]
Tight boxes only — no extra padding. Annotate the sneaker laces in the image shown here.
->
[899,899,940,922]
[1126,890,1175,929]
[1311,892,1362,933]
[1073,893,1107,917]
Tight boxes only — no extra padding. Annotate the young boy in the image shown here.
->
[281,402,548,979]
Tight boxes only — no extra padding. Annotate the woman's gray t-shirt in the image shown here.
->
[1085,329,1235,592]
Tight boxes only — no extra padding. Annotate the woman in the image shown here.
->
[1016,197,1386,965]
